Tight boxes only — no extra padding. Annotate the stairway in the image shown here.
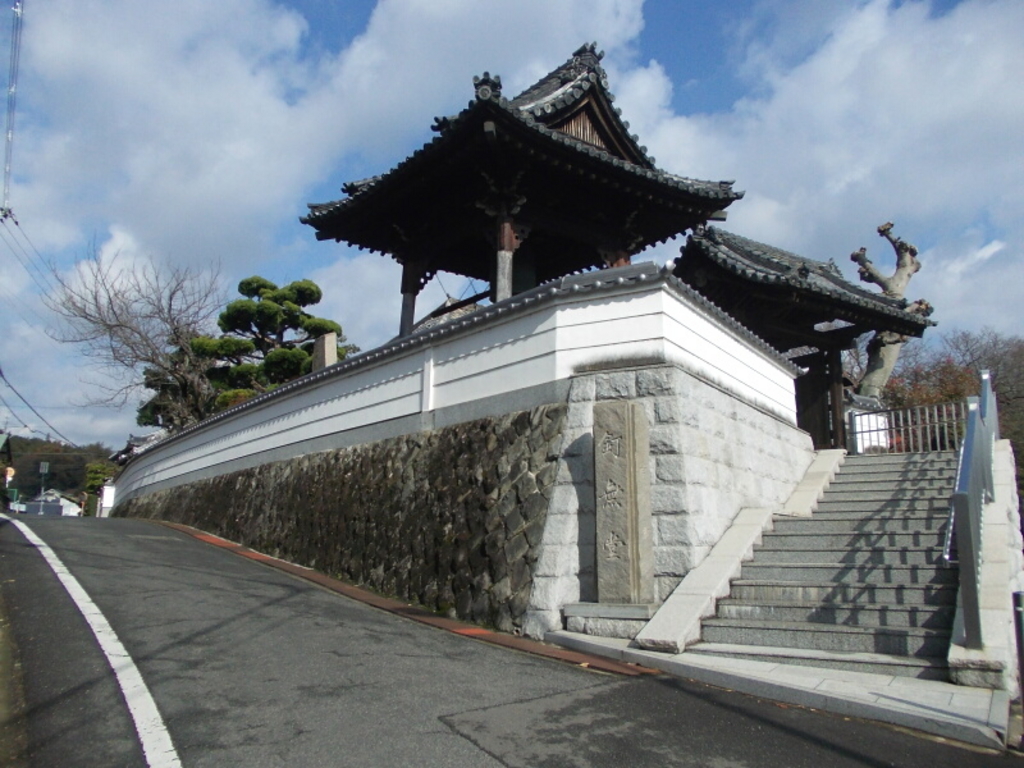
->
[687,451,960,679]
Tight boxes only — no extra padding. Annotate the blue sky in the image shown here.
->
[0,0,1021,448]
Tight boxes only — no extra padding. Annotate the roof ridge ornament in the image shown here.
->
[563,42,606,85]
[572,41,604,62]
[473,72,502,101]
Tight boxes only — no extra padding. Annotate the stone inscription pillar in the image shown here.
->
[311,331,338,372]
[593,401,654,604]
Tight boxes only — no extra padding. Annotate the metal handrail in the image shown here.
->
[942,370,997,650]
[847,400,967,455]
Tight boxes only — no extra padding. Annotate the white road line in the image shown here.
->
[2,516,182,768]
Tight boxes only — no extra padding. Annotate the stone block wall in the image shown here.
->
[117,362,814,642]
[117,404,567,635]
[524,364,814,638]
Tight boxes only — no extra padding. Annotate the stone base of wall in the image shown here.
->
[116,404,567,635]
[525,364,814,640]
[565,616,648,639]
[562,603,657,640]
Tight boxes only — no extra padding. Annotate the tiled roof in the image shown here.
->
[687,228,933,329]
[303,44,740,228]
[507,42,654,167]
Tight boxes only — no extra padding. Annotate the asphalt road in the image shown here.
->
[0,516,1017,767]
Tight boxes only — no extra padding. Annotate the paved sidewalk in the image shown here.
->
[549,630,1011,750]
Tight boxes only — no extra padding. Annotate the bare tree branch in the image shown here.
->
[45,250,225,428]
[851,223,931,399]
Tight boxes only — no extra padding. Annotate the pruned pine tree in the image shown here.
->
[192,276,357,411]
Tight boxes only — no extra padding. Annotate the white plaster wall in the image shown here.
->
[115,273,799,507]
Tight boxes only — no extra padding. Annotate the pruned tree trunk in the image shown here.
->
[851,223,933,400]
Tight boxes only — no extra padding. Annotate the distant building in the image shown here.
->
[19,488,83,517]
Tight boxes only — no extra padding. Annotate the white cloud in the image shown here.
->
[3,0,1021,449]
[947,239,1005,278]
[3,0,647,445]
[621,0,1023,336]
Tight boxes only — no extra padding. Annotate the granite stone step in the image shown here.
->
[837,456,957,469]
[840,455,957,465]
[827,477,954,492]
[701,618,951,656]
[753,546,943,565]
[826,474,956,490]
[814,498,950,513]
[835,464,957,479]
[728,580,957,606]
[775,509,947,522]
[820,488,951,503]
[738,562,956,585]
[683,642,950,680]
[770,516,948,534]
[760,531,947,549]
[715,600,956,628]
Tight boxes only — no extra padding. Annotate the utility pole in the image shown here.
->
[3,0,24,213]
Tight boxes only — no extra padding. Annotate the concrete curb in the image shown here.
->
[548,630,1009,750]
[779,449,845,517]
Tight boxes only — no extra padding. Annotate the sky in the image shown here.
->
[0,0,1020,450]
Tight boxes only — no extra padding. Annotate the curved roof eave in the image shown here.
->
[303,97,741,234]
[686,229,933,331]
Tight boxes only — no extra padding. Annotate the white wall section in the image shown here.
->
[113,263,801,508]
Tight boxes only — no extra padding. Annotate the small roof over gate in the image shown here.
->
[677,227,933,353]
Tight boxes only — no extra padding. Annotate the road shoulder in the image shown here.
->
[0,583,28,768]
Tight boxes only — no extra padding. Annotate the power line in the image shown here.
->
[6,214,54,281]
[435,271,450,299]
[0,280,52,326]
[0,362,78,446]
[2,402,90,411]
[0,217,53,294]
[0,388,32,432]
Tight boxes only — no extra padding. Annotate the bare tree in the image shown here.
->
[850,222,934,399]
[46,251,224,429]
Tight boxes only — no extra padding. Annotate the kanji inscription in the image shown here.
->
[593,400,653,604]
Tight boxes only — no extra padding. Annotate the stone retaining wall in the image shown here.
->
[117,404,567,635]
[117,363,815,642]
[524,364,815,638]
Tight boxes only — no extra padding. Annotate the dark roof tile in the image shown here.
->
[689,228,933,329]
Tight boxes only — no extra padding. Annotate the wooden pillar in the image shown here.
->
[399,293,417,338]
[795,352,830,450]
[399,260,426,337]
[494,218,516,302]
[828,346,847,449]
